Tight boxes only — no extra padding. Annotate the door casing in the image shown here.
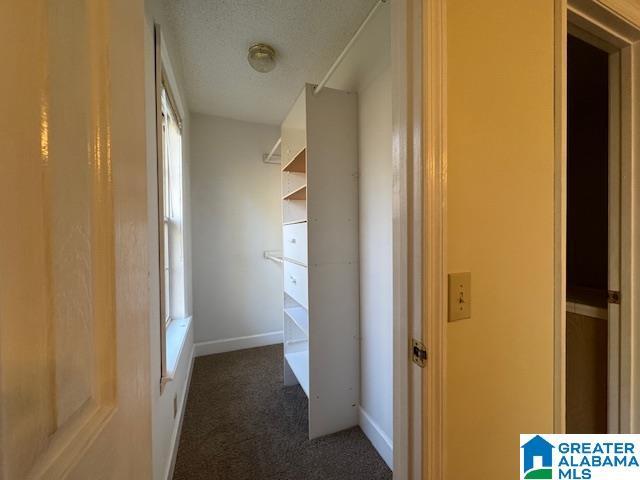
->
[391,0,447,479]
[554,0,640,434]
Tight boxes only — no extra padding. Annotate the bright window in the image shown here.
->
[159,84,185,328]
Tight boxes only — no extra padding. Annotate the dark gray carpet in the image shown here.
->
[173,344,392,480]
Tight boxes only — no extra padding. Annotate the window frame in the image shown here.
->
[155,25,187,390]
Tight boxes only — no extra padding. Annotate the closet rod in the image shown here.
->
[264,137,282,164]
[314,0,387,95]
[263,250,283,264]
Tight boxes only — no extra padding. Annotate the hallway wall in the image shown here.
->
[190,113,283,352]
[446,0,555,477]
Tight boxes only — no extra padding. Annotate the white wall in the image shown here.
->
[356,66,393,466]
[144,1,195,479]
[326,4,393,467]
[190,113,283,351]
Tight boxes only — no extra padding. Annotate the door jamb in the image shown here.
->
[391,0,423,477]
[554,0,640,434]
[423,0,447,478]
[391,0,446,478]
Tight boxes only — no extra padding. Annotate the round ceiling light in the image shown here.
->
[248,43,277,73]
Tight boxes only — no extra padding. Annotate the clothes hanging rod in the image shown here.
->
[263,250,283,264]
[262,153,281,164]
[314,0,387,95]
[264,137,282,164]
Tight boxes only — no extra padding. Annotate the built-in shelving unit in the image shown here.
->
[283,219,306,226]
[284,304,308,336]
[280,84,359,440]
[282,147,306,173]
[282,184,307,201]
[281,135,307,225]
[284,351,309,396]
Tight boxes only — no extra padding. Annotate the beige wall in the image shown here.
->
[446,0,555,477]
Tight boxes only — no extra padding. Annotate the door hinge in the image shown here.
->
[412,339,427,368]
[608,290,620,305]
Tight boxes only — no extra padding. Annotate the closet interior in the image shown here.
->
[160,0,394,472]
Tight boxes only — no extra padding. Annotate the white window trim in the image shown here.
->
[155,24,189,391]
[165,316,192,379]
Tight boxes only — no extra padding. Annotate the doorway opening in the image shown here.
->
[565,33,616,433]
[556,0,640,437]
[144,0,423,478]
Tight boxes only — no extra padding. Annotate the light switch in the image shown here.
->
[448,272,471,322]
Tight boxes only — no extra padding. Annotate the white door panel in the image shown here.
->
[0,1,151,478]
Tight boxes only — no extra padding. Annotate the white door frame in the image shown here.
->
[391,1,423,476]
[554,0,640,434]
[392,0,446,478]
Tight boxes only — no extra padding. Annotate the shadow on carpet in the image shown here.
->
[173,344,392,480]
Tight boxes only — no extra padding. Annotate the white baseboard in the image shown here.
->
[359,407,393,469]
[165,343,195,480]
[194,331,283,357]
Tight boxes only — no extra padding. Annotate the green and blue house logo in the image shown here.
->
[521,435,554,479]
[521,433,640,479]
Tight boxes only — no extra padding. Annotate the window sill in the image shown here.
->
[164,316,192,381]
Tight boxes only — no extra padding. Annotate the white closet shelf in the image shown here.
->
[282,147,306,173]
[283,219,307,226]
[282,185,306,201]
[285,351,309,396]
[284,305,308,336]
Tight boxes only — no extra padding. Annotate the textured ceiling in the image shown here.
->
[161,0,379,125]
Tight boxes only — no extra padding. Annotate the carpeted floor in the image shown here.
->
[173,344,392,480]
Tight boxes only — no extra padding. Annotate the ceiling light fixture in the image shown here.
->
[248,43,277,73]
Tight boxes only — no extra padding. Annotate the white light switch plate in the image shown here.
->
[448,272,471,322]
